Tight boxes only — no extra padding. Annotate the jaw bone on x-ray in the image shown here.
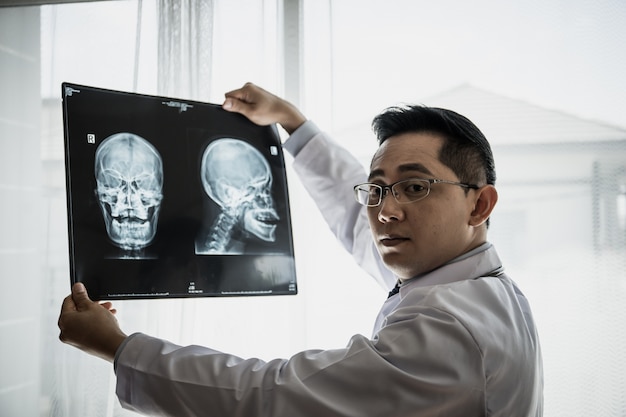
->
[196,138,280,255]
[94,132,164,254]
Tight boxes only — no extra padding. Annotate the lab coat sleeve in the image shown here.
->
[285,122,396,289]
[115,303,485,417]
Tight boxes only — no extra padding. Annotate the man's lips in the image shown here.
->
[379,235,410,247]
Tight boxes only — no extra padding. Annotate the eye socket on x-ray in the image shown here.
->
[196,138,280,255]
[97,171,162,201]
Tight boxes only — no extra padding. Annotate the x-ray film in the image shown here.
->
[62,83,298,300]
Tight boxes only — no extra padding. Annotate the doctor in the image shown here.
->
[59,83,543,416]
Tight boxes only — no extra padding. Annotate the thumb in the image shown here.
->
[222,82,259,118]
[71,282,93,310]
[222,96,252,117]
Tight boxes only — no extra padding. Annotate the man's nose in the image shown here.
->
[376,191,405,223]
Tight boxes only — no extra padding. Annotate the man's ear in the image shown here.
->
[469,185,498,227]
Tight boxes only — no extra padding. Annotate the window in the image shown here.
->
[302,1,626,416]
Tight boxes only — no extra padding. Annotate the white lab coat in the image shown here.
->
[114,121,543,416]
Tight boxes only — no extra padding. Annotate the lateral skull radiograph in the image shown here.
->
[196,138,280,254]
[94,132,164,253]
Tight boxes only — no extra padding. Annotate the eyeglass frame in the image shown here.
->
[353,177,480,207]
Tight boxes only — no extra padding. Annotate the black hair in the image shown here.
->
[371,105,496,187]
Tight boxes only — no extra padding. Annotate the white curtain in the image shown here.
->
[157,0,213,100]
[31,1,307,415]
[42,2,220,414]
[35,2,222,416]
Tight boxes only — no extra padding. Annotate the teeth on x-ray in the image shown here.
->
[94,132,163,251]
[200,138,279,253]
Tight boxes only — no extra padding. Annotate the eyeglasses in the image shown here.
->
[353,178,479,207]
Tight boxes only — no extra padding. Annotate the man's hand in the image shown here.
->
[58,282,128,363]
[222,82,307,134]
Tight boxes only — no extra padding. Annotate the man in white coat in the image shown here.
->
[59,83,543,416]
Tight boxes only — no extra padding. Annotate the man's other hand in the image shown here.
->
[58,282,127,363]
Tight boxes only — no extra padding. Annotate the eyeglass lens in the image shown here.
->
[356,179,430,206]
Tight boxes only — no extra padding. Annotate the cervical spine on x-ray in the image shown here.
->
[200,138,279,254]
[94,133,163,251]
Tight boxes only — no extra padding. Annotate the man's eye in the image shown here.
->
[368,187,382,197]
[404,182,426,194]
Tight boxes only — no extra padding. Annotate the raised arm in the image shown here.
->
[222,82,306,134]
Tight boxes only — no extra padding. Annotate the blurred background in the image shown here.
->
[1,0,625,415]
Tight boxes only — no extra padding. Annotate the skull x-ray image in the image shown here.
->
[63,83,297,300]
[196,138,280,254]
[94,132,163,255]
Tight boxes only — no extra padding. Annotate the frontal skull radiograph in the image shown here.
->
[196,138,279,254]
[94,133,163,254]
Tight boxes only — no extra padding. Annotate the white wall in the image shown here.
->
[0,6,42,416]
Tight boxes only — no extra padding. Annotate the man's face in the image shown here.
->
[367,132,480,280]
